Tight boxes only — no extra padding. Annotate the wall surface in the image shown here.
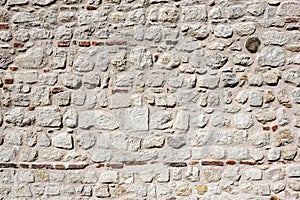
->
[0,0,300,199]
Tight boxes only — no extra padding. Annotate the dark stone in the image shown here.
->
[0,53,12,69]
[245,37,261,53]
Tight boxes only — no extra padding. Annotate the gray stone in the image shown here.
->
[211,112,230,127]
[129,48,153,70]
[167,136,186,149]
[99,171,119,183]
[145,71,165,87]
[286,165,300,177]
[262,30,289,46]
[258,46,285,67]
[150,109,172,130]
[214,24,233,38]
[285,69,300,86]
[222,72,239,87]
[249,91,263,107]
[234,22,256,36]
[215,129,248,145]
[181,24,209,40]
[32,0,55,6]
[182,5,207,22]
[249,73,263,87]
[95,185,110,198]
[124,107,149,131]
[233,113,254,129]
[14,71,38,84]
[4,127,23,145]
[187,130,211,147]
[73,55,95,72]
[76,131,96,150]
[174,110,189,131]
[268,148,281,161]
[0,31,12,42]
[116,74,134,87]
[244,168,262,180]
[62,74,81,89]
[5,107,35,127]
[226,5,245,19]
[158,52,181,69]
[277,1,300,16]
[15,47,46,69]
[0,53,12,69]
[246,2,265,16]
[199,74,219,89]
[78,110,119,130]
[83,73,100,89]
[52,132,73,150]
[91,149,112,162]
[145,26,162,42]
[205,52,228,69]
[36,106,61,127]
[63,109,77,128]
[109,93,130,109]
[233,54,253,66]
[143,136,164,148]
[190,113,209,128]
[264,71,279,85]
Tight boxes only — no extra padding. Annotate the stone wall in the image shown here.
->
[0,0,299,199]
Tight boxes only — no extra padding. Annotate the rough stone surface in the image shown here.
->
[0,1,298,199]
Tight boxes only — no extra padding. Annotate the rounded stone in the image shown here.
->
[258,46,286,67]
[245,37,261,53]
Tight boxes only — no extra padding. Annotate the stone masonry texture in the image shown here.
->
[0,0,300,199]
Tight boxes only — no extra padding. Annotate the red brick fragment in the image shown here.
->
[123,161,147,166]
[4,79,13,84]
[166,162,187,167]
[201,161,224,166]
[226,160,236,165]
[154,54,159,61]
[68,164,88,169]
[14,43,24,48]
[106,163,124,169]
[28,107,35,111]
[19,163,30,168]
[92,41,104,46]
[52,87,63,94]
[262,126,270,131]
[285,17,299,23]
[112,89,129,94]
[43,68,51,73]
[189,161,199,165]
[35,164,53,169]
[55,164,66,170]
[114,41,127,45]
[0,24,9,29]
[86,5,97,10]
[78,41,91,47]
[0,163,17,168]
[239,161,260,165]
[272,125,278,132]
[57,41,70,47]
[95,163,105,168]
[9,67,18,71]
[60,6,70,11]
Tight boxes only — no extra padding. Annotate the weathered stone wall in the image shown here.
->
[0,0,300,199]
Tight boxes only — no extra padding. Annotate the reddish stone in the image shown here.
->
[78,41,91,47]
[262,126,270,131]
[123,161,147,166]
[114,41,127,45]
[95,163,105,168]
[68,164,88,169]
[51,87,63,94]
[36,164,53,169]
[92,41,104,46]
[43,68,51,73]
[4,79,13,84]
[0,24,9,29]
[9,67,18,71]
[154,54,159,61]
[105,41,115,46]
[86,5,97,10]
[55,164,66,170]
[14,43,24,48]
[189,161,199,165]
[106,163,124,169]
[272,125,278,132]
[57,41,70,47]
[19,163,30,168]
[285,18,299,23]
[239,161,260,165]
[226,160,236,165]
[60,6,70,11]
[112,89,129,94]
[166,162,187,167]
[28,107,35,111]
[201,161,224,166]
